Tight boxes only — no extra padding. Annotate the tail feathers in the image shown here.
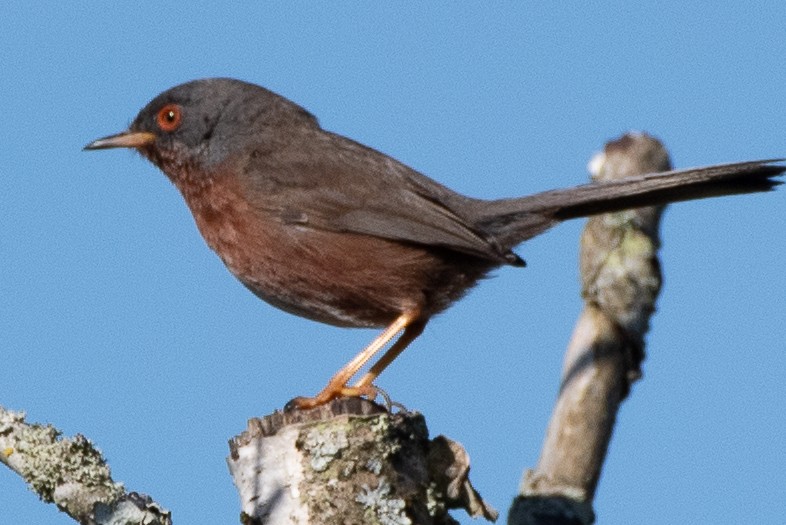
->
[476,159,785,250]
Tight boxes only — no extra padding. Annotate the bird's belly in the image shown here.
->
[191,207,422,327]
[180,176,493,329]
[221,226,437,328]
[236,271,392,328]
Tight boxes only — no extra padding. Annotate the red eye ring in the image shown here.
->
[156,104,182,132]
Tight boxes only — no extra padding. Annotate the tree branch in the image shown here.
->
[228,397,497,524]
[0,405,171,525]
[509,133,670,524]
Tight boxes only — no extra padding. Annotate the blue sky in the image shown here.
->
[3,3,785,524]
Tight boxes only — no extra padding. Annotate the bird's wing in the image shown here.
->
[240,130,518,265]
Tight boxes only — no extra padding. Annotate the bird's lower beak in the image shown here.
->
[83,131,156,150]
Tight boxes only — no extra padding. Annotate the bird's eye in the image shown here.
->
[156,104,182,132]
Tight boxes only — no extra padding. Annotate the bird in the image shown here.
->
[84,77,784,409]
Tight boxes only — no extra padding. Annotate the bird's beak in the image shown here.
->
[83,131,156,150]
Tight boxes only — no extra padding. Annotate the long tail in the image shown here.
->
[474,159,785,250]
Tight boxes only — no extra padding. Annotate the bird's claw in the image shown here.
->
[284,384,382,412]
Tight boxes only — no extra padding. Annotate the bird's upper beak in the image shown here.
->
[83,130,156,150]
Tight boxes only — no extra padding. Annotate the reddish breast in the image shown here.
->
[173,171,264,276]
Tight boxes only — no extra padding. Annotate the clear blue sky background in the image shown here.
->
[3,3,785,524]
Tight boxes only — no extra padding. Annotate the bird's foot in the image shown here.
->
[284,384,379,412]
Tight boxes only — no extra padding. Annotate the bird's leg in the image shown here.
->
[352,320,426,390]
[285,311,422,410]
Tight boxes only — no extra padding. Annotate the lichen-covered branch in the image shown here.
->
[509,133,670,525]
[0,405,171,525]
[228,397,498,524]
